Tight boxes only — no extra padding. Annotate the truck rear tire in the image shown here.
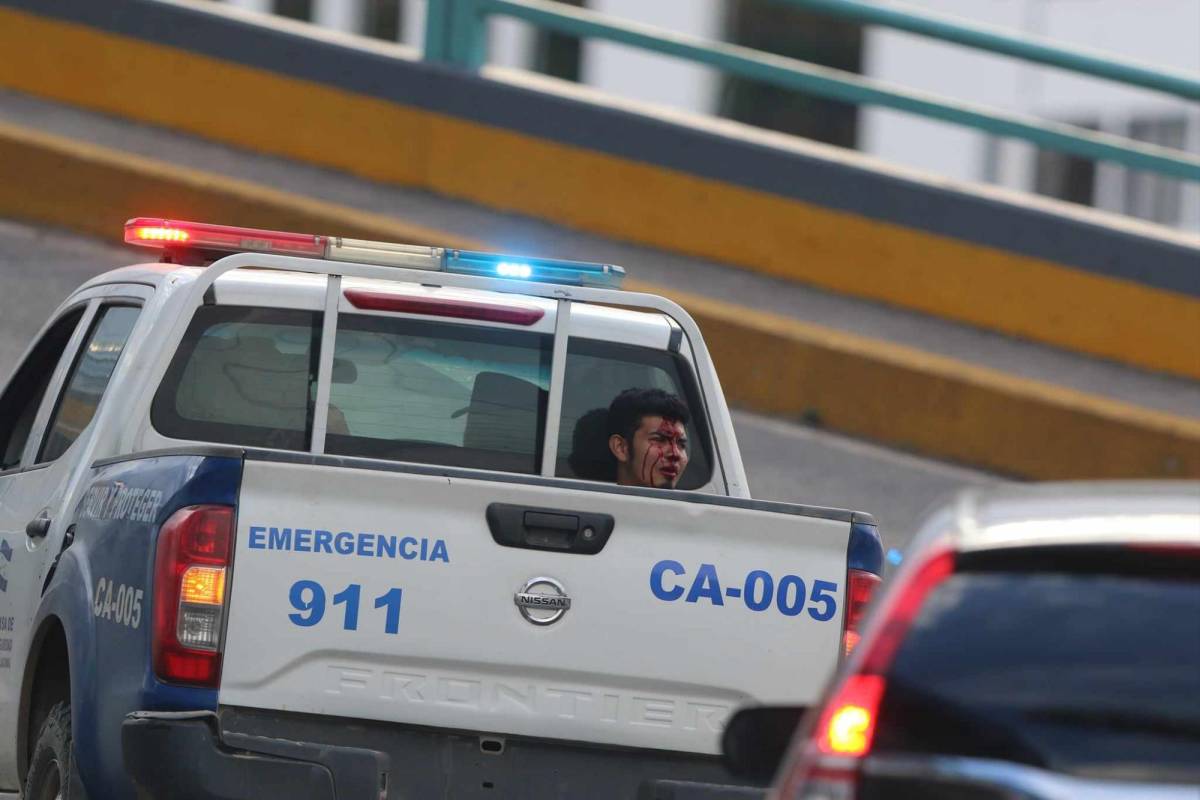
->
[24,702,83,800]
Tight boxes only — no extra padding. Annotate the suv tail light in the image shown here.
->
[815,674,886,757]
[774,550,956,800]
[152,505,234,687]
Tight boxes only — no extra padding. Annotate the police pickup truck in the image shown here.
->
[0,218,883,800]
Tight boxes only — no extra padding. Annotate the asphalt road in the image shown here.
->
[0,218,1002,552]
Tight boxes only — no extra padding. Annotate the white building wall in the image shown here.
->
[223,0,1198,229]
[313,0,366,33]
[225,0,273,13]
[860,1,1028,183]
[487,15,538,71]
[582,0,723,115]
[401,0,425,49]
[400,0,725,112]
[860,0,1200,230]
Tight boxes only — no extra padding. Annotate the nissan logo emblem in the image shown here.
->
[514,577,571,626]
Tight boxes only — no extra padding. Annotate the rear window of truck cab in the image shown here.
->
[152,305,713,487]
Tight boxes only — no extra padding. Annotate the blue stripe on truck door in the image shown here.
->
[38,452,241,799]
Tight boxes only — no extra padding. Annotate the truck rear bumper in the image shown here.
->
[212,705,761,800]
[121,710,388,800]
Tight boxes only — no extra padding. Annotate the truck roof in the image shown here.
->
[917,480,1200,552]
[79,261,678,349]
[66,218,753,497]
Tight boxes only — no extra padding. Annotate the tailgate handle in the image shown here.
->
[487,504,614,554]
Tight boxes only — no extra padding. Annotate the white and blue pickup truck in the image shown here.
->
[0,218,883,800]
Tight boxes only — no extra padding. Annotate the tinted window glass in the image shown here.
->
[326,315,551,473]
[875,570,1200,778]
[40,305,140,463]
[556,339,713,489]
[153,307,319,451]
[0,308,85,470]
[155,306,712,482]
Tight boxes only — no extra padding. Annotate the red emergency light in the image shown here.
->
[125,218,327,257]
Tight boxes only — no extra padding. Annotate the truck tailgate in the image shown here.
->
[220,455,852,755]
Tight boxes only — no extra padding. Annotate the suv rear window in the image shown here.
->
[874,560,1200,779]
[154,306,711,483]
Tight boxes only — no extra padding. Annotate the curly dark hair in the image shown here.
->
[606,388,690,445]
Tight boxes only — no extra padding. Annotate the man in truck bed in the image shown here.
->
[0,218,883,800]
[607,388,691,490]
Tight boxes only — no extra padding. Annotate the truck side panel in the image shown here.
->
[32,452,241,799]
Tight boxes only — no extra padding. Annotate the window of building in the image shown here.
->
[364,0,402,42]
[532,0,586,82]
[719,0,862,148]
[1027,115,1192,228]
[1124,116,1188,227]
[274,0,313,23]
[1033,120,1100,208]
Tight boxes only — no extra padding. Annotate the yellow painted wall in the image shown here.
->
[3,119,1198,478]
[2,7,1198,379]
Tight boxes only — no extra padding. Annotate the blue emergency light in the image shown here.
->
[443,249,626,289]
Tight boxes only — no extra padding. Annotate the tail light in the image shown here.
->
[816,675,886,758]
[841,569,882,657]
[774,550,956,800]
[152,505,234,687]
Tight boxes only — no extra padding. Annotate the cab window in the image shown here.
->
[556,339,713,490]
[154,305,711,484]
[0,308,86,471]
[325,314,551,472]
[39,305,141,463]
[153,307,320,452]
[154,307,552,472]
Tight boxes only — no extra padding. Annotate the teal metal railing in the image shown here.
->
[424,0,1200,183]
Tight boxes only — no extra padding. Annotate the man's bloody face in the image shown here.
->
[611,415,689,489]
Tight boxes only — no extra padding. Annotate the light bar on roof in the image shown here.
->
[326,238,441,270]
[124,218,626,289]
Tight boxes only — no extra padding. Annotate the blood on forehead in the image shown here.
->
[652,418,686,441]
